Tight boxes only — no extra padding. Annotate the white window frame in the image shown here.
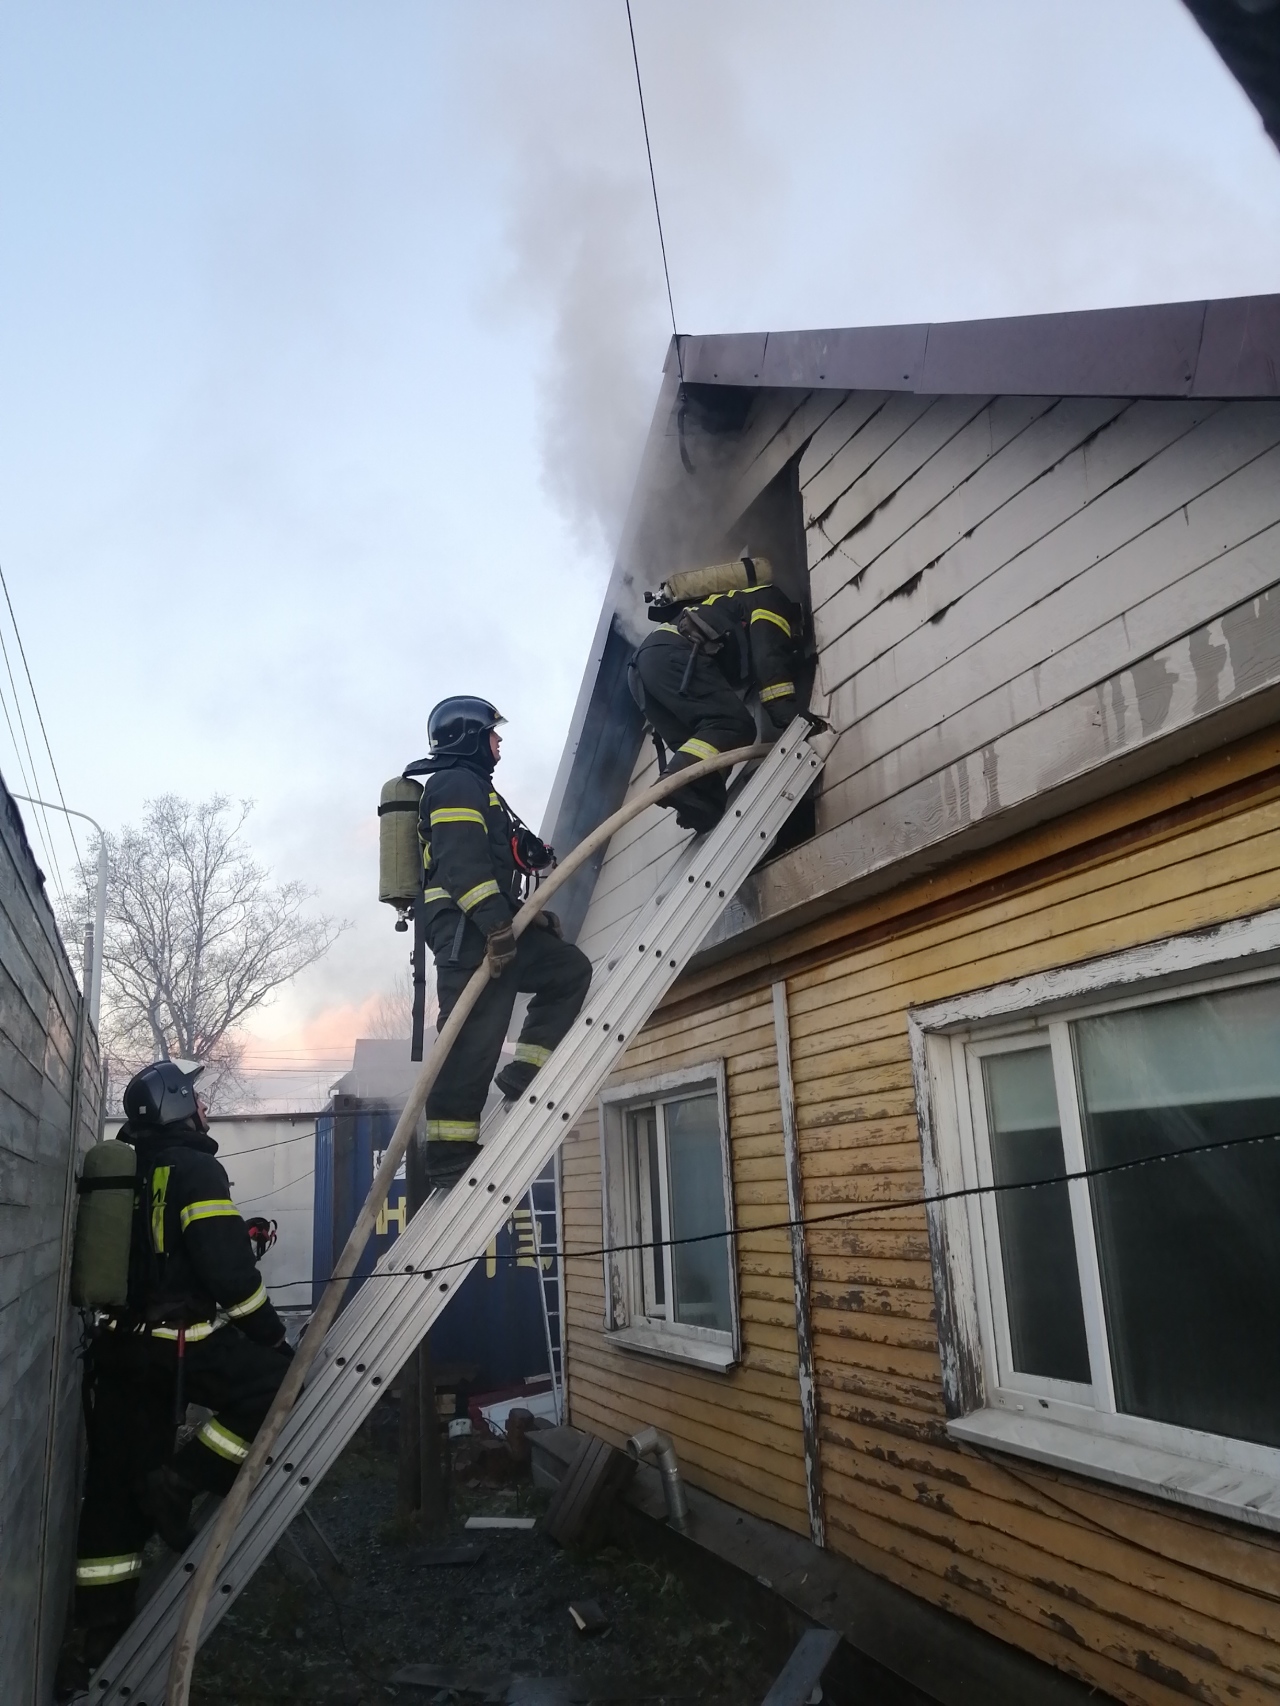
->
[598,1060,741,1372]
[909,904,1280,1535]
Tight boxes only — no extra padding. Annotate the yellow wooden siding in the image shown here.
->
[560,985,812,1536]
[561,734,1280,1705]
[781,785,1280,1706]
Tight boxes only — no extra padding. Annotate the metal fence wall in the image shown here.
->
[0,778,101,1704]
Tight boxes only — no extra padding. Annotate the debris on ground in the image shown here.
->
[185,1403,796,1705]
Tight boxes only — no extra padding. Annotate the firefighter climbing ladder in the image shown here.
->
[92,721,828,1705]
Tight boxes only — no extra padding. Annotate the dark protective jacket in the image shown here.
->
[645,583,800,713]
[417,755,523,968]
[123,1121,285,1346]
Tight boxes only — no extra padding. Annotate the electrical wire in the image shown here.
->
[0,558,82,873]
[260,1124,1280,1293]
[0,666,61,887]
[625,0,682,382]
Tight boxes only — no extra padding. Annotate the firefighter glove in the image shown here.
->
[534,910,563,937]
[486,922,518,977]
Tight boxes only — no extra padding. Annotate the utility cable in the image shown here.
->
[625,0,682,383]
[0,558,81,871]
[0,651,64,898]
[259,1124,1280,1294]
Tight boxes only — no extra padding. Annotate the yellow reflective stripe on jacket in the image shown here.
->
[426,1119,480,1142]
[678,738,719,761]
[422,885,451,904]
[458,879,500,912]
[224,1280,267,1320]
[150,1165,170,1254]
[179,1198,239,1231]
[198,1418,250,1463]
[759,681,795,702]
[429,807,486,828]
[151,1320,220,1342]
[750,605,792,637]
[514,1042,552,1067]
[76,1553,143,1585]
[653,623,680,635]
[489,793,501,806]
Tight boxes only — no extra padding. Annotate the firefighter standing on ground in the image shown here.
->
[413,696,592,1187]
[67,1061,292,1676]
[633,555,801,833]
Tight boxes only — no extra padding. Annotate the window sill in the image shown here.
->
[949,1408,1280,1535]
[606,1324,737,1373]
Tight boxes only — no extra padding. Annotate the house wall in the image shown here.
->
[561,978,811,1536]
[0,782,102,1705]
[562,724,1280,1706]
[584,390,1280,963]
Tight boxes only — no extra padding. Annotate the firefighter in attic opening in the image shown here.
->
[62,1060,292,1686]
[410,696,591,1188]
[633,555,801,834]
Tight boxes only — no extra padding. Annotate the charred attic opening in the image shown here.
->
[720,452,819,865]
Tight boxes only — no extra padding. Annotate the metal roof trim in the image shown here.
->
[666,293,1280,400]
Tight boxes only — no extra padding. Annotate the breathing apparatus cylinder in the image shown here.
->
[657,555,773,605]
[70,1139,137,1308]
[378,775,424,930]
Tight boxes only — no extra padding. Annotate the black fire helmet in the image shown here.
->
[427,696,506,759]
[123,1059,205,1130]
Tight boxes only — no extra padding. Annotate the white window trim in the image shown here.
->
[909,903,1280,1535]
[598,1060,741,1372]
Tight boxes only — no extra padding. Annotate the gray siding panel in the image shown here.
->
[0,778,101,1706]
[575,375,1280,974]
[695,393,1280,958]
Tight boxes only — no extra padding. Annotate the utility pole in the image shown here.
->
[11,795,108,1029]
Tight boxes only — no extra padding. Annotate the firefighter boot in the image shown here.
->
[424,1140,482,1190]
[55,1617,133,1700]
[494,1060,538,1102]
[140,1461,202,1552]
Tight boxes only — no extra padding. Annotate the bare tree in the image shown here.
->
[61,795,344,1109]
[366,968,435,1041]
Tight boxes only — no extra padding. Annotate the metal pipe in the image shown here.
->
[627,1425,690,1532]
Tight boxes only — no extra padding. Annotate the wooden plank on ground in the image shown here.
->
[760,1627,841,1706]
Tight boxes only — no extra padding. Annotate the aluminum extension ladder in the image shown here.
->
[91,721,827,1705]
[525,1155,564,1422]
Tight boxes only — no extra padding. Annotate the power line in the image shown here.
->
[0,651,63,896]
[625,0,682,382]
[262,1125,1280,1294]
[0,560,81,870]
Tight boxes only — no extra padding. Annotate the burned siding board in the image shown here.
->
[809,394,1131,640]
[0,776,101,1706]
[691,395,1280,966]
[817,402,1280,788]
[809,394,1064,624]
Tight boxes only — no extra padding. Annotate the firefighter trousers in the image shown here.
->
[425,922,592,1131]
[74,1325,291,1627]
[635,635,757,831]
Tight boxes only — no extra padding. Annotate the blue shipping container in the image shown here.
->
[312,1097,550,1394]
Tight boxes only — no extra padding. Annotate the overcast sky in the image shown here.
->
[2,1,1278,1107]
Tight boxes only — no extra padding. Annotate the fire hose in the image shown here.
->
[163,739,771,1704]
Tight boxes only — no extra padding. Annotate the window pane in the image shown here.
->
[1076,983,1280,1446]
[982,1048,1091,1383]
[628,1107,664,1315]
[664,1093,733,1334]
